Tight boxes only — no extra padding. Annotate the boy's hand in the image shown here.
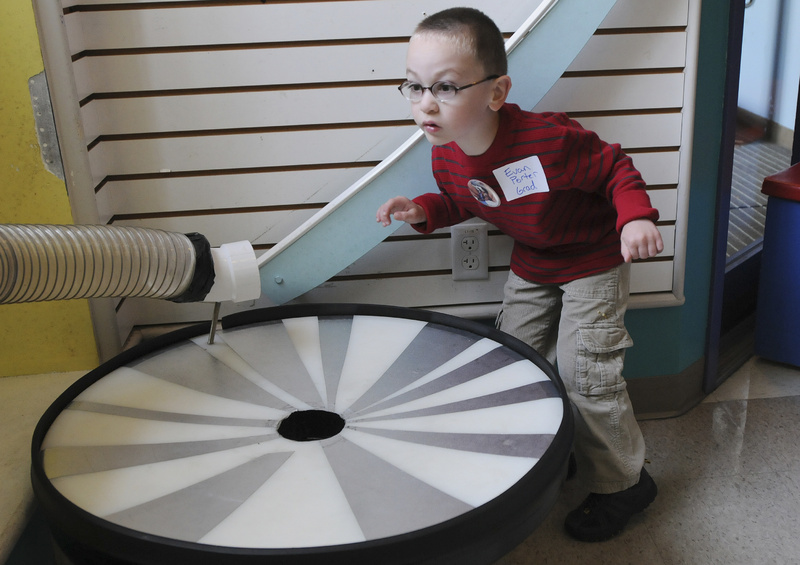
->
[620,219,664,263]
[376,197,427,227]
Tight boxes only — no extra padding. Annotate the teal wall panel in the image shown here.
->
[625,0,732,380]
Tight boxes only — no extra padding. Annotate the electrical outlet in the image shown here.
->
[451,223,489,280]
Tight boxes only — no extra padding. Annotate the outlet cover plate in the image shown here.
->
[451,223,489,281]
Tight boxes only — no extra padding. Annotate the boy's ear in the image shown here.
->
[488,75,512,111]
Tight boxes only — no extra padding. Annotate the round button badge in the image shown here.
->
[468,180,501,207]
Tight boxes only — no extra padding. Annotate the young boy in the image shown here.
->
[376,7,663,542]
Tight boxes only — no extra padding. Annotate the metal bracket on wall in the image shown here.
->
[29,71,65,181]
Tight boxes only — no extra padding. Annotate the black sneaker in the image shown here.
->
[564,467,657,542]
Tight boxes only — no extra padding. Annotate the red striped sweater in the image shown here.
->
[412,104,659,284]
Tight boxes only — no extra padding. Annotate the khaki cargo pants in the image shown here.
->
[497,263,646,494]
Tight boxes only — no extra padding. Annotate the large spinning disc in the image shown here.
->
[32,304,572,565]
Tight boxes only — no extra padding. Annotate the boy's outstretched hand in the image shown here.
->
[376,197,427,227]
[620,219,664,263]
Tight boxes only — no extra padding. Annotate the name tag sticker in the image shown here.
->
[493,156,550,202]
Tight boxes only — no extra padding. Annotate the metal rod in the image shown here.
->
[208,302,221,345]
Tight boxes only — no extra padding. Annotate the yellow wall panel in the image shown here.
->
[0,0,97,377]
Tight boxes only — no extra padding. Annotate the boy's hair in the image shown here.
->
[414,8,508,76]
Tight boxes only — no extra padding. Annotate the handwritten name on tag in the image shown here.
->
[493,156,550,202]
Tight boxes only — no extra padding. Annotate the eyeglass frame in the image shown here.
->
[398,75,501,103]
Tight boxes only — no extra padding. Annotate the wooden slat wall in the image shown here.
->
[50,0,697,333]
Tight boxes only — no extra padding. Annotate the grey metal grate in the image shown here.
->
[727,140,792,259]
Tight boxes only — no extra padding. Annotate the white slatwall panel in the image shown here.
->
[81,86,412,138]
[71,44,409,96]
[64,2,540,49]
[46,0,697,334]
[97,168,374,215]
[569,33,687,72]
[87,126,418,185]
[600,1,689,28]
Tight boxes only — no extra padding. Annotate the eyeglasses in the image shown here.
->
[398,75,500,102]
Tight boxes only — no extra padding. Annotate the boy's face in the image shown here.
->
[405,33,502,155]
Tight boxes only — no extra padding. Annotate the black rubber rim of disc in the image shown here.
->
[31,303,573,565]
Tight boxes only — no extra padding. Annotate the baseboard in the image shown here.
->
[627,358,705,421]
[628,316,756,421]
[736,107,794,150]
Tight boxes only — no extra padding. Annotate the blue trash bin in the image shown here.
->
[755,162,800,367]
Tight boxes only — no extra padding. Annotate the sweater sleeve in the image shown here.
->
[607,151,660,232]
[410,189,474,234]
[558,114,659,231]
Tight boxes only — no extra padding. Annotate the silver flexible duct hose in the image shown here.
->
[0,224,201,304]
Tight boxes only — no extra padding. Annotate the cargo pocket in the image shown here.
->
[575,325,633,396]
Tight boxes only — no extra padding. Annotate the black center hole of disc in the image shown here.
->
[278,410,345,442]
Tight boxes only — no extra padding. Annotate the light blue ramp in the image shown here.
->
[258,0,618,305]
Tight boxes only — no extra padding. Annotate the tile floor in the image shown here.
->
[4,356,800,564]
[495,356,800,565]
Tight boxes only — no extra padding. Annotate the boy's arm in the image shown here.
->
[604,151,660,232]
[557,115,659,230]
[377,192,473,232]
[558,118,662,261]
